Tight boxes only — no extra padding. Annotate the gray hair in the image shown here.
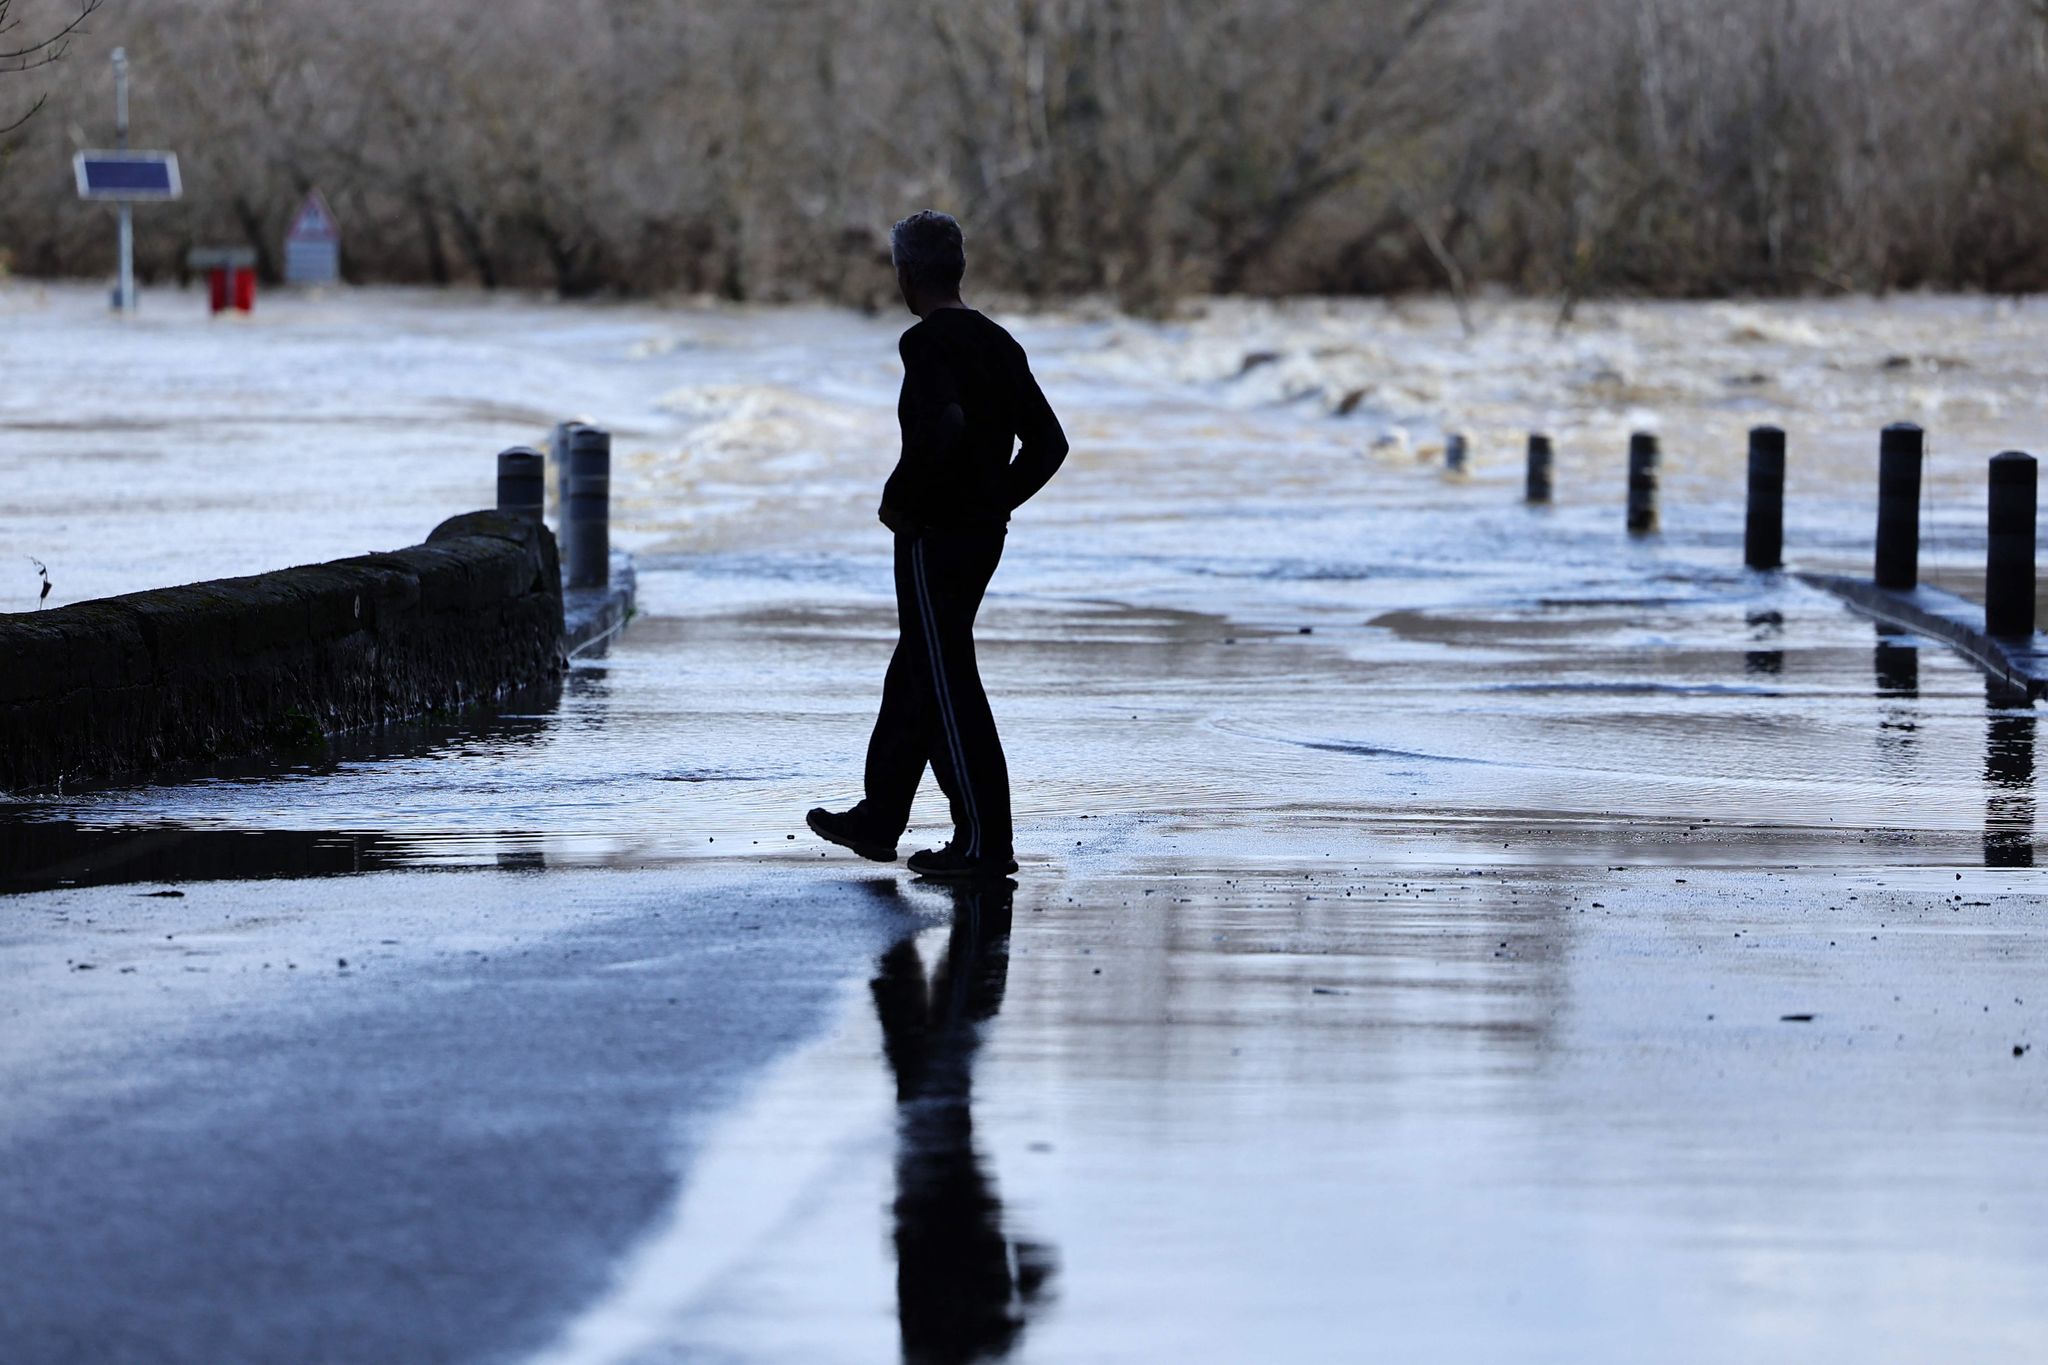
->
[889,210,966,294]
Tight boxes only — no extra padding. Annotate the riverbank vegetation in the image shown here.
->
[4,0,2046,311]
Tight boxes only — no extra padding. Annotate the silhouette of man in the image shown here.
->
[809,210,1068,881]
[870,881,1055,1363]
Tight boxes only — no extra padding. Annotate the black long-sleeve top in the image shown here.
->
[880,308,1068,533]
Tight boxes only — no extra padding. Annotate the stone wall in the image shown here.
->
[0,511,564,792]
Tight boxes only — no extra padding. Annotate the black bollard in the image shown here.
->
[550,421,579,516]
[495,446,545,526]
[550,421,583,562]
[1626,432,1660,535]
[1875,423,1924,590]
[1744,426,1786,570]
[1525,434,1553,504]
[1446,432,1468,473]
[1986,451,2037,639]
[567,424,611,590]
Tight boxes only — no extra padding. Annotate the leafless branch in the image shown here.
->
[0,0,101,66]
[0,0,2040,306]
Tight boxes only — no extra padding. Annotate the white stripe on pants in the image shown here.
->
[912,538,982,859]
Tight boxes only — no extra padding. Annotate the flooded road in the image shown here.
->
[3,284,2046,1361]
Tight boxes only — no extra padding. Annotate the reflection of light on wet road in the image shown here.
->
[533,883,1048,1365]
[968,868,2048,1362]
[6,287,2048,1360]
[505,862,2048,1362]
[529,968,901,1365]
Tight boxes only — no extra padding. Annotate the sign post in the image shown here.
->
[73,48,182,314]
[114,47,131,312]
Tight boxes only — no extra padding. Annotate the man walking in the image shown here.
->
[807,211,1068,881]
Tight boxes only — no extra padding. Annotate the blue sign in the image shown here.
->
[73,151,182,201]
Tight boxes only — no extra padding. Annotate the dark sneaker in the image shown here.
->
[906,842,1018,882]
[806,807,899,862]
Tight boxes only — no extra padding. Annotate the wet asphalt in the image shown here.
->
[4,286,2048,1362]
[0,869,916,1363]
[6,555,2045,1363]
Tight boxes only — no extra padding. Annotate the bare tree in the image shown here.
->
[0,0,2044,305]
[0,0,101,133]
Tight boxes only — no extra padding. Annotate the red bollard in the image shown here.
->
[189,247,258,317]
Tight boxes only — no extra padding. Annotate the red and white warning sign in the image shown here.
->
[286,190,339,244]
[284,189,340,284]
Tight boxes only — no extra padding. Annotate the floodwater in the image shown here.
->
[3,283,2047,1362]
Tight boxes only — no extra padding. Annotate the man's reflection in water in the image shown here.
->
[1984,678,2036,869]
[871,879,1054,1364]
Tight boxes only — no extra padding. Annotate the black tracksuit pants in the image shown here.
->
[861,528,1013,862]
